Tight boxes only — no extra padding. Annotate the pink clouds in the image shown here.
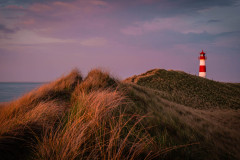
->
[0,0,239,82]
[140,0,159,4]
[0,0,116,43]
[90,0,109,6]
[28,0,111,15]
[25,0,112,27]
[121,16,203,35]
[80,37,108,47]
[53,1,78,9]
[4,5,25,10]
[0,0,121,55]
[29,4,52,12]
[21,19,35,25]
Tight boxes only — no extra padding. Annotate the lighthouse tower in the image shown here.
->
[199,50,207,78]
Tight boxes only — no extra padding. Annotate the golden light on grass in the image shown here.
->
[0,68,239,160]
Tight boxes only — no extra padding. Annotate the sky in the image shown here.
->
[0,0,240,82]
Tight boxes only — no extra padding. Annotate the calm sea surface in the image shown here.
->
[0,82,44,102]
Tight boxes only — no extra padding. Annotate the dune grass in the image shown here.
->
[0,68,239,160]
[0,69,164,160]
[0,69,82,159]
[34,90,158,160]
[32,69,168,160]
[125,69,240,109]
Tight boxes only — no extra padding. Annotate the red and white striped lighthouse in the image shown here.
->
[199,50,207,78]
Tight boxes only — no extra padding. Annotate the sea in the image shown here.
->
[0,82,44,102]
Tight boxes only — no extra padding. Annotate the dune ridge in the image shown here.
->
[0,68,239,160]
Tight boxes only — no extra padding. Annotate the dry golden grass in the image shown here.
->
[34,90,159,160]
[0,69,164,160]
[0,69,82,159]
[77,69,118,93]
[0,68,239,160]
[0,69,81,121]
[33,69,174,159]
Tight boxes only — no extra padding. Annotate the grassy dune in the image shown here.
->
[0,68,239,160]
[125,69,240,109]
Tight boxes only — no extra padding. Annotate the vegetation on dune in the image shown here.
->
[78,69,118,93]
[125,69,240,109]
[0,68,239,160]
[35,90,157,160]
[118,82,240,160]
[34,70,159,160]
[0,69,82,160]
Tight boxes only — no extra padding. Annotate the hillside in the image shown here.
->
[0,69,239,160]
[125,69,240,109]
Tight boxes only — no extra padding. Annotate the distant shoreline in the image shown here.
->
[0,82,44,103]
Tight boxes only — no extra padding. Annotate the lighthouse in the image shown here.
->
[199,50,207,78]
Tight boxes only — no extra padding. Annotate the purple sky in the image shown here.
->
[0,0,240,82]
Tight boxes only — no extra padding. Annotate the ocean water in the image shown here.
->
[0,82,44,102]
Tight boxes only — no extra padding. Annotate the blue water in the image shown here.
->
[0,82,44,102]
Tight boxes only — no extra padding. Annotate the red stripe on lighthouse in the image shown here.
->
[199,66,206,72]
[199,56,206,60]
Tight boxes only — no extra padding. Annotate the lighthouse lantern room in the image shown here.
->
[199,50,207,78]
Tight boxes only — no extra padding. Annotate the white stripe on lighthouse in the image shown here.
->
[199,72,206,78]
[200,59,205,66]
